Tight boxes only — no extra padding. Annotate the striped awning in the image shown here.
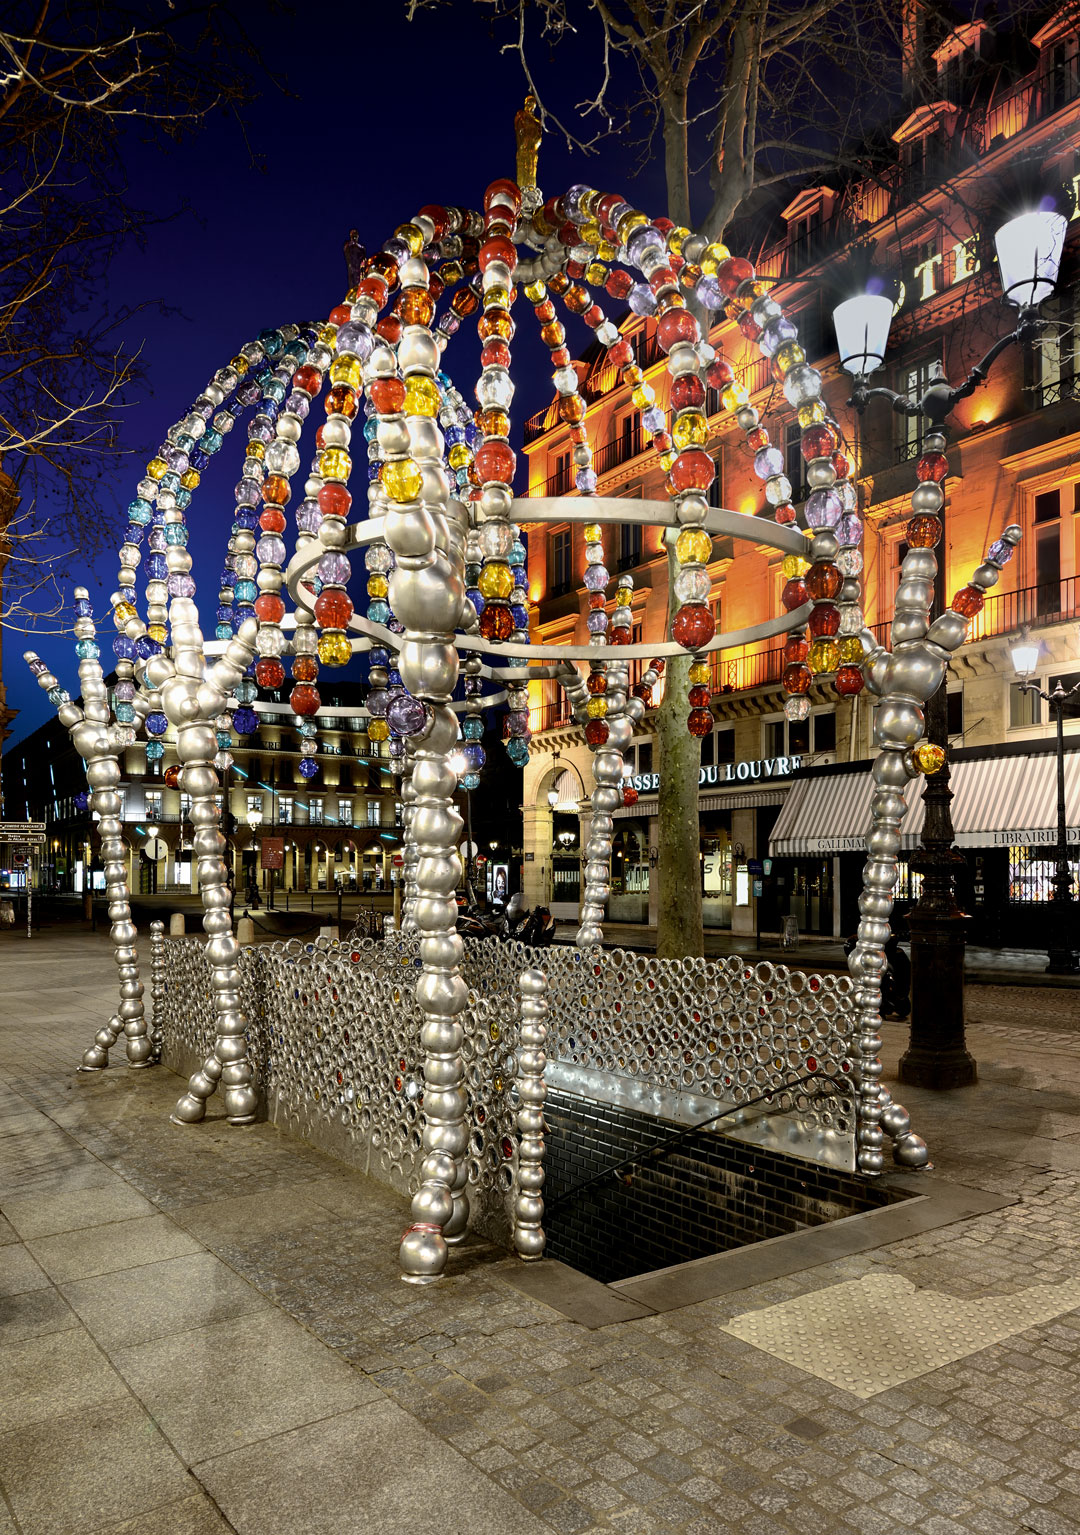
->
[770,751,1080,857]
[615,785,790,819]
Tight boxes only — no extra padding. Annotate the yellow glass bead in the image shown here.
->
[448,443,472,470]
[395,222,425,254]
[615,587,632,607]
[667,226,690,255]
[477,562,514,600]
[330,357,363,390]
[581,220,602,248]
[616,210,648,238]
[676,528,713,565]
[699,241,731,274]
[381,459,423,502]
[807,639,840,674]
[583,523,602,544]
[319,448,351,482]
[113,602,136,624]
[146,457,168,481]
[367,719,390,742]
[403,376,441,417]
[672,411,708,449]
[585,262,608,286]
[247,440,265,461]
[483,284,511,310]
[524,279,547,304]
[803,527,817,542]
[797,401,828,427]
[586,697,608,719]
[147,624,167,644]
[720,385,749,412]
[366,575,388,599]
[317,632,352,667]
[631,384,654,410]
[775,341,806,371]
[914,741,946,775]
[839,636,864,664]
[689,661,710,685]
[441,261,463,286]
[781,554,811,579]
[180,468,200,490]
[595,239,617,261]
[230,355,249,376]
[317,323,337,346]
[659,449,677,472]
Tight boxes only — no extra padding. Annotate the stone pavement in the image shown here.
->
[3,931,1080,1533]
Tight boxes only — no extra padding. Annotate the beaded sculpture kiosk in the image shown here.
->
[25,106,1020,1285]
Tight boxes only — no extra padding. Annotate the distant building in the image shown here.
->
[520,5,1080,947]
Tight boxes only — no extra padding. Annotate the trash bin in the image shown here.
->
[780,914,799,950]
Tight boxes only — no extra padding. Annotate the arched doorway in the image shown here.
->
[610,824,648,922]
[336,838,359,891]
[361,840,385,893]
[542,761,586,919]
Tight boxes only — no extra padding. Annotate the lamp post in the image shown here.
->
[246,807,262,906]
[834,206,1066,1089]
[1010,634,1079,975]
[145,824,160,896]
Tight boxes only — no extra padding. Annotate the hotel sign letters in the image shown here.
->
[625,756,803,794]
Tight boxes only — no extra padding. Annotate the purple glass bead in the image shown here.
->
[114,680,136,702]
[835,513,863,547]
[366,688,389,717]
[628,282,658,317]
[286,392,311,419]
[805,488,842,529]
[168,574,197,598]
[575,468,597,494]
[335,322,374,361]
[758,316,798,358]
[506,710,530,736]
[235,479,261,507]
[583,564,609,592]
[28,657,48,676]
[695,274,725,310]
[987,538,1014,566]
[754,446,785,480]
[642,404,666,434]
[296,502,322,534]
[587,610,609,633]
[164,446,189,473]
[317,552,352,584]
[626,225,665,263]
[386,693,428,737]
[148,527,168,552]
[256,535,286,566]
[387,617,404,635]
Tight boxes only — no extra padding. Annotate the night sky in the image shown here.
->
[5,1,679,746]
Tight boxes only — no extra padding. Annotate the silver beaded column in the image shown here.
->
[169,606,260,1126]
[149,919,166,1060]
[399,752,420,934]
[513,966,548,1260]
[576,659,630,949]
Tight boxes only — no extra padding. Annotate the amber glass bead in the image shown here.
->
[451,288,480,318]
[403,377,441,417]
[557,395,585,426]
[914,741,946,774]
[533,298,555,324]
[905,514,942,548]
[164,765,182,790]
[631,683,653,705]
[290,684,321,716]
[473,409,508,440]
[783,663,812,694]
[474,442,516,486]
[916,450,948,483]
[807,603,840,637]
[562,285,588,315]
[668,449,715,493]
[398,288,435,326]
[292,653,319,681]
[622,785,639,806]
[608,624,630,645]
[671,603,716,648]
[805,563,842,601]
[586,671,607,695]
[441,260,463,286]
[951,585,985,618]
[834,665,864,696]
[262,474,290,506]
[687,708,713,737]
[688,684,711,707]
[381,460,423,502]
[831,450,852,480]
[478,308,514,343]
[781,577,808,612]
[801,424,838,461]
[584,719,610,746]
[370,377,406,414]
[478,605,514,641]
[784,635,809,664]
[807,639,840,674]
[657,308,700,353]
[255,658,285,689]
[326,384,358,419]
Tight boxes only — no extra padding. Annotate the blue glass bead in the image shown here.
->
[463,744,486,771]
[505,738,530,767]
[367,599,391,625]
[221,569,238,588]
[216,605,233,623]
[234,678,257,704]
[462,717,484,740]
[145,712,168,736]
[297,720,317,737]
[146,554,168,580]
[73,790,92,811]
[234,580,258,603]
[216,731,232,750]
[509,539,527,565]
[236,507,261,531]
[445,426,466,446]
[113,636,136,659]
[464,422,478,447]
[126,523,146,545]
[369,648,390,668]
[467,588,485,615]
[114,702,135,724]
[173,432,195,453]
[190,448,210,471]
[513,565,529,587]
[145,741,165,762]
[128,498,152,524]
[511,604,529,630]
[216,623,232,640]
[202,428,224,454]
[75,639,100,660]
[175,489,192,510]
[367,463,382,483]
[258,328,284,357]
[232,707,259,735]
[164,523,188,545]
[158,469,181,493]
[462,773,481,790]
[74,598,93,617]
[135,636,161,659]
[297,757,319,780]
[47,685,70,706]
[388,669,402,688]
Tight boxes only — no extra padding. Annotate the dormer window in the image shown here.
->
[933,20,991,102]
[892,102,959,192]
[1033,11,1080,114]
[779,187,836,276]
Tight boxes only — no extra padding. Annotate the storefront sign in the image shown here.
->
[260,838,285,870]
[979,827,1080,849]
[625,755,802,795]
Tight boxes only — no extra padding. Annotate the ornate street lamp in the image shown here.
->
[834,205,1065,1088]
[1010,632,1079,975]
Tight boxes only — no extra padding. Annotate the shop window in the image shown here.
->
[813,712,836,753]
[947,690,964,737]
[1009,844,1080,902]
[1009,682,1042,728]
[551,529,572,595]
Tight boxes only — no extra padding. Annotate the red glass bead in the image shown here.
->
[293,365,321,395]
[807,603,840,637]
[670,375,705,411]
[801,424,838,461]
[550,345,571,369]
[657,308,700,353]
[318,483,351,520]
[254,594,285,624]
[479,235,516,271]
[484,178,521,213]
[783,663,812,694]
[737,310,762,341]
[834,665,864,696]
[747,427,770,451]
[585,719,610,746]
[688,708,713,737]
[474,441,516,485]
[649,266,678,295]
[671,603,716,648]
[905,514,942,548]
[328,304,352,327]
[622,785,639,807]
[292,654,318,682]
[916,450,948,483]
[781,578,808,611]
[775,504,797,524]
[784,635,809,664]
[951,585,985,618]
[831,450,851,480]
[668,449,715,493]
[688,685,711,707]
[479,605,514,641]
[587,592,606,611]
[419,204,449,240]
[716,256,754,295]
[605,270,634,300]
[255,658,285,689]
[376,315,402,344]
[804,563,842,601]
[290,684,321,716]
[610,625,631,645]
[369,377,406,414]
[480,339,511,370]
[259,508,287,534]
[314,589,354,629]
[706,356,734,389]
[357,275,388,309]
[164,765,182,790]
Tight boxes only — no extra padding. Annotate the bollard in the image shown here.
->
[236,915,255,945]
[319,925,338,941]
[169,913,186,937]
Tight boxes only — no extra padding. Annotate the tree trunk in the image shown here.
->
[655,544,704,958]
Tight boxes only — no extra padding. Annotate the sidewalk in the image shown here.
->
[4,932,1080,1532]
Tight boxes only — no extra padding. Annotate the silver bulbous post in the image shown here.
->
[513,966,548,1260]
[149,919,166,1061]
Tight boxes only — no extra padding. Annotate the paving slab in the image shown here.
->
[61,1250,271,1349]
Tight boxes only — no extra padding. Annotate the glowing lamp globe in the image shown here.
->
[994,210,1066,309]
[832,293,894,375]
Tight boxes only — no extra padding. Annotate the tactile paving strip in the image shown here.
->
[722,1271,1080,1398]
